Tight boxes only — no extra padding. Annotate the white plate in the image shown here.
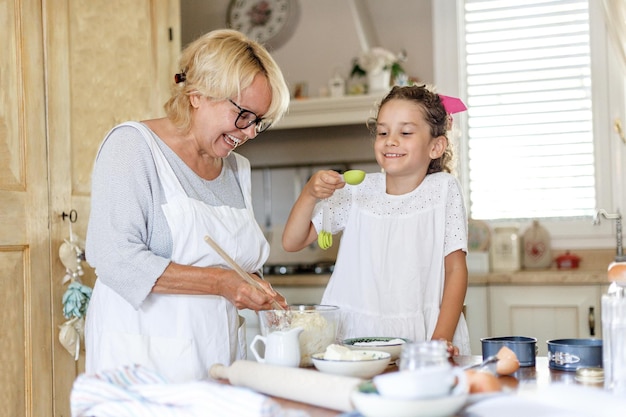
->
[312,351,391,379]
[351,381,468,417]
[343,337,410,361]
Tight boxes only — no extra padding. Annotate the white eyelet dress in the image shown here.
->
[318,172,471,355]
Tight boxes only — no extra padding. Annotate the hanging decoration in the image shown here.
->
[58,211,92,360]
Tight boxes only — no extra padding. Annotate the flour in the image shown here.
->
[290,310,336,367]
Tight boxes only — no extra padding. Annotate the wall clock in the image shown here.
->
[227,0,300,50]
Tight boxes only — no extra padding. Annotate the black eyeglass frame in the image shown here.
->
[228,99,272,133]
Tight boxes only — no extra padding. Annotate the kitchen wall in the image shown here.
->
[183,0,626,256]
[182,0,435,95]
[182,0,437,263]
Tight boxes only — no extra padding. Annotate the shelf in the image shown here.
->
[273,93,384,130]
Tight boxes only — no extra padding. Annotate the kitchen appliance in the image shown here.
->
[263,261,335,276]
[554,251,581,269]
[481,336,537,367]
[547,338,603,371]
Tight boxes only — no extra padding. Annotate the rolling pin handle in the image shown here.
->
[209,363,228,380]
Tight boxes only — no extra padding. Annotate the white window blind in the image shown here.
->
[463,0,595,220]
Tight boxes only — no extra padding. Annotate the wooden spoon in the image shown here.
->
[204,235,285,311]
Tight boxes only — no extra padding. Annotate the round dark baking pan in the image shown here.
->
[481,336,538,367]
[547,338,603,371]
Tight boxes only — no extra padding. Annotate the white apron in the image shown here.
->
[320,173,471,354]
[86,122,269,382]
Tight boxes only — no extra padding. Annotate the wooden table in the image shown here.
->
[270,356,603,416]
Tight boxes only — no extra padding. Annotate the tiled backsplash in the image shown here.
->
[249,163,378,264]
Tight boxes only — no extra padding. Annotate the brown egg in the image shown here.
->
[496,357,520,375]
[465,369,502,394]
[494,346,520,375]
[496,346,518,361]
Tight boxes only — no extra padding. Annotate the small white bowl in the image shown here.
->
[343,337,410,361]
[351,381,468,417]
[311,350,391,379]
[373,366,468,400]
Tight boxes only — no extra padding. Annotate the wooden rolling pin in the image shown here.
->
[210,360,362,412]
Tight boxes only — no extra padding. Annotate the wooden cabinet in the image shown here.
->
[464,285,490,355]
[270,278,605,358]
[488,285,601,356]
[1,0,180,415]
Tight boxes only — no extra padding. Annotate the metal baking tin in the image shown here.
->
[481,336,538,367]
[547,338,603,371]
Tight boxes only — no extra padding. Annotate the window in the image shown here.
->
[464,0,594,220]
[433,0,622,247]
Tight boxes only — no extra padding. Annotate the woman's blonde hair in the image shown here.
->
[164,29,290,132]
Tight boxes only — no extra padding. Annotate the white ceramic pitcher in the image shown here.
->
[250,326,304,367]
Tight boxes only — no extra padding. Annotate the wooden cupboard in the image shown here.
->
[464,283,604,356]
[464,285,490,355]
[488,285,602,356]
[1,0,179,415]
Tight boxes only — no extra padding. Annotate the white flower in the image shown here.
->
[357,47,397,74]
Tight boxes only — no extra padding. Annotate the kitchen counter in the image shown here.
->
[265,248,615,288]
[269,356,606,416]
[265,269,609,288]
[469,268,609,286]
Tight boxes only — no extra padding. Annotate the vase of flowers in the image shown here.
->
[351,47,407,93]
[367,69,391,93]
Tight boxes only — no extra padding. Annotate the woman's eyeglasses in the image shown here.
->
[229,99,272,133]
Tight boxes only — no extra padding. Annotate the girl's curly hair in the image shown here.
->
[367,84,454,174]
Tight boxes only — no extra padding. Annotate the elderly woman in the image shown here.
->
[85,29,290,382]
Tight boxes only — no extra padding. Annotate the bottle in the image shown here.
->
[522,220,552,269]
[328,71,345,98]
[490,227,521,272]
[602,261,626,396]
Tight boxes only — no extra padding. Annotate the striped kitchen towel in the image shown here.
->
[70,364,286,417]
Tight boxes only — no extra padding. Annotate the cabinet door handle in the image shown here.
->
[588,306,595,336]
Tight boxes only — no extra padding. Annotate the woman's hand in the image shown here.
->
[153,264,288,310]
[250,273,288,310]
[221,269,288,311]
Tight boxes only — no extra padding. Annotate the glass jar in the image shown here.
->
[490,226,521,272]
[399,340,449,371]
[602,285,626,396]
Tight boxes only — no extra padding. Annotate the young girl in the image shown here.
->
[282,85,470,355]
